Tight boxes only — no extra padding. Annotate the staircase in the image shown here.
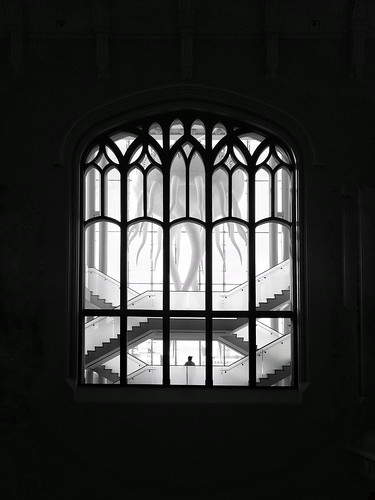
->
[257,362,291,386]
[256,289,290,311]
[90,365,120,384]
[85,317,161,369]
[84,260,292,384]
[85,289,114,309]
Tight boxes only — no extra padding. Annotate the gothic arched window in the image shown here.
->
[80,113,298,388]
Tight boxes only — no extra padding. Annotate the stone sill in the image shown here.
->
[68,380,309,404]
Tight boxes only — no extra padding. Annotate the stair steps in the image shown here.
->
[88,292,114,309]
[256,289,290,311]
[257,362,291,386]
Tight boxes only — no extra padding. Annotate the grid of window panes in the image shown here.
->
[81,115,296,387]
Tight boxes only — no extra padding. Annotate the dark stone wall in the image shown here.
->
[1,2,375,499]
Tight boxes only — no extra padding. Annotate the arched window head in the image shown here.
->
[79,112,298,390]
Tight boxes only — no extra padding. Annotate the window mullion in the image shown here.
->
[120,157,128,385]
[248,164,257,388]
[205,121,213,387]
[205,147,213,387]
[163,144,171,386]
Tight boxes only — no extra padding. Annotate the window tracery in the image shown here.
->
[81,113,297,388]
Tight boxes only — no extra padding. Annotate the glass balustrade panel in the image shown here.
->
[127,317,163,385]
[256,318,292,387]
[170,318,206,385]
[255,222,291,310]
[84,316,120,384]
[213,318,249,386]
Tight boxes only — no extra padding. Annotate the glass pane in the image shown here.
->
[212,123,227,145]
[214,145,227,165]
[109,132,136,156]
[256,318,292,386]
[105,168,121,221]
[129,144,143,164]
[275,168,291,221]
[266,154,279,169]
[85,222,120,308]
[170,222,205,310]
[127,168,143,220]
[127,223,163,310]
[212,168,228,221]
[170,318,205,385]
[105,145,119,164]
[224,154,236,169]
[84,316,120,384]
[148,145,161,164]
[233,145,246,164]
[256,146,270,166]
[255,168,271,222]
[191,119,205,147]
[94,152,109,169]
[239,132,266,155]
[232,168,248,221]
[213,318,249,386]
[256,223,291,310]
[213,222,248,310]
[127,317,163,385]
[85,144,100,164]
[148,123,163,147]
[275,144,291,164]
[147,168,163,221]
[85,168,101,220]
[170,152,186,221]
[189,152,205,221]
[170,119,184,146]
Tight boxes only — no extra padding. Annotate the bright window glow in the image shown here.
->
[81,115,297,388]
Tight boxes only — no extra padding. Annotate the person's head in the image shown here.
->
[188,356,193,361]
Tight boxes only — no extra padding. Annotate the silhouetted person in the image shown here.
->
[184,356,195,366]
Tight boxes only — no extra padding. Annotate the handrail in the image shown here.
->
[256,258,289,282]
[217,333,290,372]
[85,307,120,328]
[257,332,290,352]
[256,320,284,338]
[127,290,158,305]
[128,365,158,380]
[219,355,249,372]
[86,266,120,286]
[217,281,248,297]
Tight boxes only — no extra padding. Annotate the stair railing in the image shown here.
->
[256,259,290,306]
[256,333,291,380]
[86,266,120,306]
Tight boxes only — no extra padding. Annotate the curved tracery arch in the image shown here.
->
[80,113,298,388]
